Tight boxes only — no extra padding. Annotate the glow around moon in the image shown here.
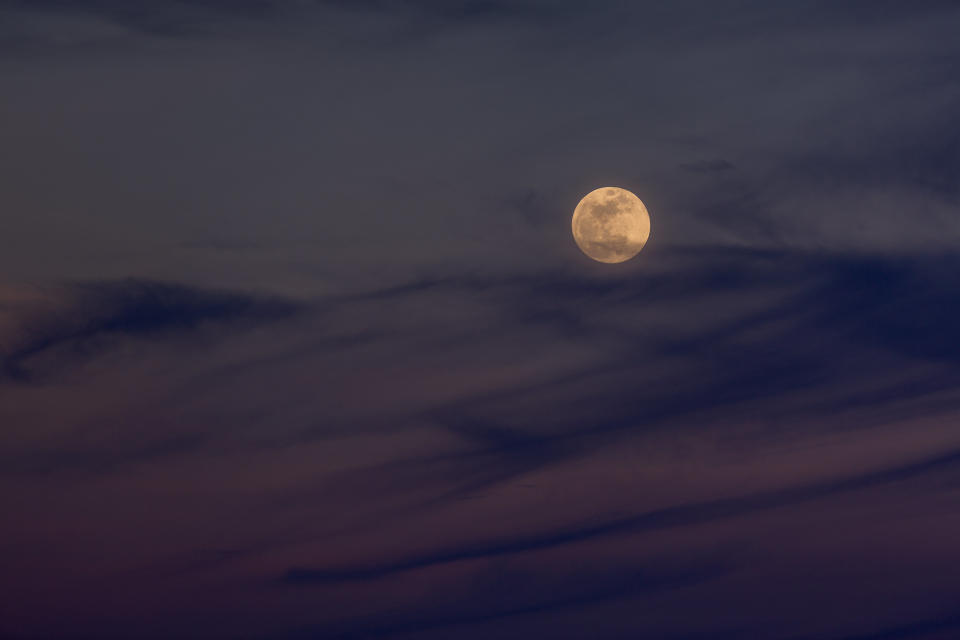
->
[572,187,651,263]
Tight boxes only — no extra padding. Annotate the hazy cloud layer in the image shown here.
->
[1,0,959,292]
[3,248,960,637]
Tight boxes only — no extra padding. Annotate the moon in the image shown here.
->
[572,187,651,263]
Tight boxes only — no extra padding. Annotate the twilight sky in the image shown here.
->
[2,2,960,638]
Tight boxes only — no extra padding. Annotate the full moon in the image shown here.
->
[572,187,651,263]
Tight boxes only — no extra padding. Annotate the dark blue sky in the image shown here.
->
[1,2,960,638]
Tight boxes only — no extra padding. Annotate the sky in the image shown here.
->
[2,1,960,638]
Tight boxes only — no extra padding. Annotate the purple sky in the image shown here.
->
[2,2,960,638]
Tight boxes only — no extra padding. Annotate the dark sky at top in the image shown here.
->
[2,2,960,639]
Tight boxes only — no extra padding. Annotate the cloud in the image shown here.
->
[287,560,727,638]
[281,444,960,586]
[3,248,960,637]
[0,0,557,43]
[833,611,960,640]
[244,247,960,536]
[0,279,302,382]
[0,0,278,36]
[2,4,960,634]
[3,0,959,292]
[5,248,958,475]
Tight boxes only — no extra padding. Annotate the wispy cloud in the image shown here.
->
[282,445,960,585]
[1,279,301,382]
[285,559,728,638]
